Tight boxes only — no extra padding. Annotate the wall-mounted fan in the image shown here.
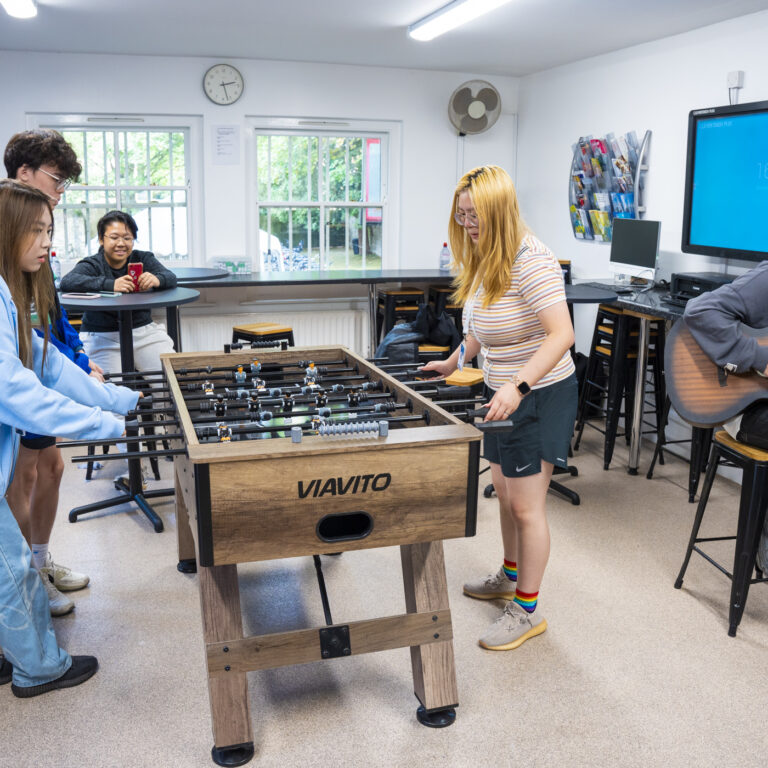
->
[448,80,502,136]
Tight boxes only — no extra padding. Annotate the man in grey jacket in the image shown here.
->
[684,260,768,572]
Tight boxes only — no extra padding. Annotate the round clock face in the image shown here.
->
[203,64,244,105]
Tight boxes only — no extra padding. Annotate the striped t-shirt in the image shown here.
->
[462,233,575,391]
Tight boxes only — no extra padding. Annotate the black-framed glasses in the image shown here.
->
[454,210,479,227]
[37,168,72,192]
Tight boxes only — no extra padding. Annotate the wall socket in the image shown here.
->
[727,70,745,88]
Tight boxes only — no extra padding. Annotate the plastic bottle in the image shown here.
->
[50,250,61,289]
[439,242,451,271]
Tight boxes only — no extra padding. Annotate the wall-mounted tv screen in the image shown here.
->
[681,99,768,262]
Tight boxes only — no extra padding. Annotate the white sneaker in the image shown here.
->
[463,567,517,600]
[39,571,74,616]
[40,553,90,592]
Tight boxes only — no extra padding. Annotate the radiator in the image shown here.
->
[178,309,369,355]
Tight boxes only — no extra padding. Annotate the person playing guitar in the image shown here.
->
[684,260,768,572]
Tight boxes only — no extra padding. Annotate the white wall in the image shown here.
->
[516,10,768,350]
[0,50,519,270]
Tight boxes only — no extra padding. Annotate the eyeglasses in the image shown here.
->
[454,210,479,227]
[37,168,72,192]
[105,234,135,244]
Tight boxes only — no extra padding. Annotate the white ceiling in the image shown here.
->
[1,0,767,76]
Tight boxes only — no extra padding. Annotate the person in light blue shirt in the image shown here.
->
[0,180,138,698]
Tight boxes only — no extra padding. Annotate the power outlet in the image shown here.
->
[727,70,744,88]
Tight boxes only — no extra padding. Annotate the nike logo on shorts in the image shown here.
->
[515,463,531,472]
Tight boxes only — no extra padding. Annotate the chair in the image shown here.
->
[376,289,425,342]
[574,305,664,469]
[674,430,768,636]
[417,344,450,363]
[232,322,295,347]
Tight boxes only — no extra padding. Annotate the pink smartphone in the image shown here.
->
[127,262,143,287]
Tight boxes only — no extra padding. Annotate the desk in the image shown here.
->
[172,267,228,284]
[60,287,200,532]
[60,287,200,365]
[609,289,685,474]
[178,269,454,355]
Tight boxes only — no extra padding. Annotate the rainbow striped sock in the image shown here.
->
[513,589,538,613]
[502,559,517,582]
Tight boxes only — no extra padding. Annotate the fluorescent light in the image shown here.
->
[408,0,513,42]
[1,0,37,18]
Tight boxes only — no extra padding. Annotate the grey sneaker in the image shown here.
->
[463,567,517,600]
[479,600,547,651]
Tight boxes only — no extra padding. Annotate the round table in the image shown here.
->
[172,267,228,283]
[59,286,200,370]
[565,284,619,304]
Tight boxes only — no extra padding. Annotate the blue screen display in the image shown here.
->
[690,111,768,254]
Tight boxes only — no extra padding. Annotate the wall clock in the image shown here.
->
[203,64,244,105]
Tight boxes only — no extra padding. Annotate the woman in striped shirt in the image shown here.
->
[422,165,576,651]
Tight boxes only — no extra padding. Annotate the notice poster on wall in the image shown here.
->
[212,125,240,165]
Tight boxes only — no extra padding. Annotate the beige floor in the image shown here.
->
[2,430,768,768]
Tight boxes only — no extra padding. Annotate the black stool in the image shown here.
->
[376,289,425,342]
[674,430,768,636]
[232,322,295,347]
[646,394,714,502]
[574,305,664,469]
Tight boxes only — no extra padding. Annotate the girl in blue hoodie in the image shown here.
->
[0,180,138,698]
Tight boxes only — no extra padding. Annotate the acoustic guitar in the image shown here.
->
[665,319,768,428]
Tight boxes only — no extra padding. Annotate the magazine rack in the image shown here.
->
[568,130,651,243]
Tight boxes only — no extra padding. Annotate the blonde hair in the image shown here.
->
[449,165,529,307]
[0,179,54,369]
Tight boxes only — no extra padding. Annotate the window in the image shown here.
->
[28,114,202,265]
[51,128,189,262]
[253,127,391,272]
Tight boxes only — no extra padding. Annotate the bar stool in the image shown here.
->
[417,344,450,363]
[646,394,714,502]
[674,430,768,636]
[574,305,664,469]
[376,289,425,342]
[232,322,295,347]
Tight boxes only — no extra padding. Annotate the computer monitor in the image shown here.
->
[609,218,661,282]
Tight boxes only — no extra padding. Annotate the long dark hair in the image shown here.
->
[0,179,55,368]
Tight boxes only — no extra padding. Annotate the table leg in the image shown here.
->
[166,305,182,352]
[400,541,458,726]
[199,563,254,765]
[368,283,377,357]
[118,309,135,373]
[628,316,649,475]
[175,463,197,573]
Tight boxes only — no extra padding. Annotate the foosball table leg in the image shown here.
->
[174,467,197,574]
[199,564,255,767]
[400,540,459,728]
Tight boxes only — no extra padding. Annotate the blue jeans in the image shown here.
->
[0,496,71,687]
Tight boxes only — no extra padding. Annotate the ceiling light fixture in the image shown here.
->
[0,0,37,19]
[408,0,513,42]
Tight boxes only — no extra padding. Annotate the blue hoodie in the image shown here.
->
[0,275,139,496]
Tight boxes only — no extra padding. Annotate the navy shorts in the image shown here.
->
[483,374,578,478]
[20,435,57,450]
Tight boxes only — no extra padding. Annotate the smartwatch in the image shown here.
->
[513,374,531,396]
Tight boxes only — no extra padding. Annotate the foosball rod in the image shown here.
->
[69,448,187,463]
[195,412,430,440]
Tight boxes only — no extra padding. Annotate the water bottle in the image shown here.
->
[50,250,61,289]
[439,242,451,272]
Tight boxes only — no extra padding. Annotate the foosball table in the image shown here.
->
[160,345,489,766]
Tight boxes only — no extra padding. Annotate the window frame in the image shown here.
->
[245,116,401,273]
[26,113,205,268]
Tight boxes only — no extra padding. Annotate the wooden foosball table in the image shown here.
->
[161,345,484,766]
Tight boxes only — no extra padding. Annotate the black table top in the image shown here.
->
[180,269,455,288]
[172,267,228,283]
[611,289,686,321]
[59,286,200,312]
[565,284,618,304]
